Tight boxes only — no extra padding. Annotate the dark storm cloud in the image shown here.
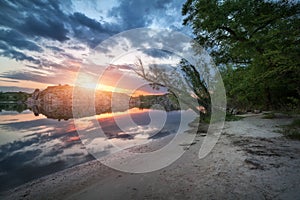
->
[0,0,188,85]
[21,15,69,42]
[0,70,75,85]
[0,0,119,52]
[0,48,40,64]
[69,12,120,48]
[46,46,65,52]
[71,12,105,32]
[60,52,80,61]
[0,29,42,52]
[68,45,86,51]
[109,0,173,29]
[96,28,191,57]
[0,0,185,51]
[0,29,42,64]
[0,0,70,41]
[0,117,92,192]
[0,0,68,66]
[0,71,49,83]
[0,42,6,50]
[141,49,173,58]
[70,24,110,48]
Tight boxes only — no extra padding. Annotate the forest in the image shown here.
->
[182,0,299,112]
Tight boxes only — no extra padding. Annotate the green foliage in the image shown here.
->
[0,103,28,113]
[182,0,300,110]
[262,112,276,119]
[0,92,30,102]
[179,59,211,118]
[290,119,300,127]
[225,113,244,121]
[138,94,180,111]
[280,119,300,140]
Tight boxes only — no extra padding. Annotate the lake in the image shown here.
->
[0,104,195,192]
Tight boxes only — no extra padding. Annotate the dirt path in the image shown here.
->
[2,114,300,200]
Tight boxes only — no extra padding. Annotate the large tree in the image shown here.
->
[133,58,201,112]
[182,0,300,109]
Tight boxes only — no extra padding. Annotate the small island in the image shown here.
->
[24,84,180,120]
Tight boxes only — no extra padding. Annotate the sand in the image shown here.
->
[1,113,300,200]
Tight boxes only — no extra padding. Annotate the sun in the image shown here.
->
[74,72,130,93]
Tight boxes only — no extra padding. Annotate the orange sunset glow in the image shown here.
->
[73,65,167,96]
[96,107,150,120]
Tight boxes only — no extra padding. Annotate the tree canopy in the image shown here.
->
[182,0,300,110]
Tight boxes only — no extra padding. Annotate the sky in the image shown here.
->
[0,0,191,93]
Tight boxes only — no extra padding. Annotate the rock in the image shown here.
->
[183,147,189,150]
[244,158,264,170]
[188,122,199,128]
[179,142,196,146]
[253,109,261,114]
[197,124,209,133]
[26,85,179,120]
[26,85,137,119]
[227,108,247,115]
[232,109,238,115]
[227,107,234,114]
[32,89,40,100]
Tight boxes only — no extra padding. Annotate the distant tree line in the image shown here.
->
[139,93,180,111]
[0,103,28,113]
[0,92,30,102]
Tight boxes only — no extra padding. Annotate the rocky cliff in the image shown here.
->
[26,85,140,120]
[26,85,179,120]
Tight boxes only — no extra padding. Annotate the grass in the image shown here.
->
[280,119,300,140]
[202,113,245,122]
[193,112,244,124]
[290,119,300,127]
[262,112,276,119]
[225,113,244,121]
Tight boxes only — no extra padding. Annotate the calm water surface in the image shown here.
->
[0,107,193,192]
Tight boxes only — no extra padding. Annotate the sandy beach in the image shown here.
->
[2,113,300,200]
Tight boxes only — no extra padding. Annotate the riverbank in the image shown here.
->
[2,113,300,199]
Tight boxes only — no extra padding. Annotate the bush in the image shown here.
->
[280,119,300,140]
[225,114,244,121]
[262,112,276,119]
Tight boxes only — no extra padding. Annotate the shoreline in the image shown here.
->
[2,113,300,199]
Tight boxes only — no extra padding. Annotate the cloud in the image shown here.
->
[67,45,86,51]
[0,79,19,83]
[0,48,40,64]
[109,0,173,29]
[0,69,76,85]
[0,29,42,52]
[141,49,173,59]
[0,86,34,93]
[0,0,186,51]
[21,15,69,42]
[0,0,118,54]
[0,71,48,83]
[71,12,105,32]
[0,0,189,86]
[0,117,92,192]
[0,0,70,41]
[45,45,64,52]
[69,12,118,48]
[0,0,70,69]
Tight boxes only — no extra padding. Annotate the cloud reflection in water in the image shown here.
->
[0,107,185,192]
